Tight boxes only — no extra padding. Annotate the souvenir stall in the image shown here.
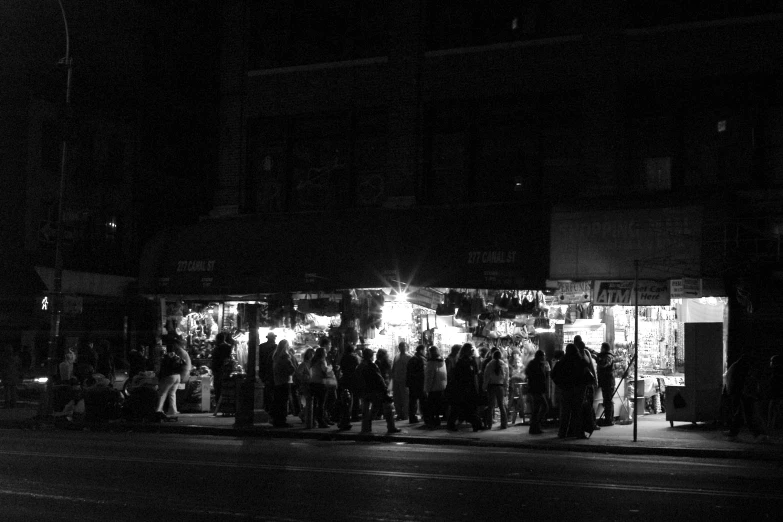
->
[547,298,630,423]
[155,288,554,417]
[547,279,729,425]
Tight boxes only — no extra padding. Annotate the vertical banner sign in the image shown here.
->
[593,280,670,305]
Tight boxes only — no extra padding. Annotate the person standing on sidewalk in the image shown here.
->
[725,353,765,442]
[339,343,361,422]
[551,343,589,438]
[156,335,188,417]
[574,335,599,433]
[258,332,278,412]
[211,333,233,407]
[296,348,314,428]
[446,343,484,432]
[424,346,447,428]
[391,342,411,421]
[596,342,615,426]
[271,339,297,427]
[406,344,427,424]
[357,348,400,435]
[310,347,333,428]
[483,349,509,430]
[524,350,549,434]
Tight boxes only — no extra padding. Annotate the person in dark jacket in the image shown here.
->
[211,333,233,406]
[551,343,589,439]
[258,332,277,411]
[445,344,460,383]
[595,342,615,426]
[524,350,549,434]
[356,348,401,435]
[446,343,484,432]
[406,344,427,424]
[725,353,764,441]
[339,343,361,421]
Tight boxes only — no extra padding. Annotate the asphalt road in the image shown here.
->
[1,429,781,521]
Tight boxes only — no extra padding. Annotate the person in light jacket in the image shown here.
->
[309,347,333,428]
[482,350,509,430]
[424,346,448,428]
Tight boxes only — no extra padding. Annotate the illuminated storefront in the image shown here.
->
[139,202,550,369]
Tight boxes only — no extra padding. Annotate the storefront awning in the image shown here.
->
[139,202,548,298]
[35,267,135,297]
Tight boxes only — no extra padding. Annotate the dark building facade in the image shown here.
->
[0,0,219,364]
[140,2,783,367]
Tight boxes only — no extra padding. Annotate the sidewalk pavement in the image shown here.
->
[3,402,782,461]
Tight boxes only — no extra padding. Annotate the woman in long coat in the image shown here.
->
[446,343,483,432]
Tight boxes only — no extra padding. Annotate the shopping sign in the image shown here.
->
[593,280,670,305]
[554,281,592,304]
[670,278,702,298]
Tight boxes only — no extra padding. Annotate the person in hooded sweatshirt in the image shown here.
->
[424,345,448,428]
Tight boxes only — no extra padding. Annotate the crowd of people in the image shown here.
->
[11,327,782,443]
[254,335,583,436]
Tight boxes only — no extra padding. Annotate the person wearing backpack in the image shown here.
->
[156,335,188,417]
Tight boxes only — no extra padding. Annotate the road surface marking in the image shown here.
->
[1,449,779,501]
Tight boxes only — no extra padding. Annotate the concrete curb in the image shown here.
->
[5,417,777,462]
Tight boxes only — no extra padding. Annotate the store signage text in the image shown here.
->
[549,207,702,280]
[468,251,517,264]
[176,260,216,272]
[593,280,670,305]
[670,278,701,298]
[556,281,592,303]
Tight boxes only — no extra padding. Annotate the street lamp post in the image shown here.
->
[45,0,73,414]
